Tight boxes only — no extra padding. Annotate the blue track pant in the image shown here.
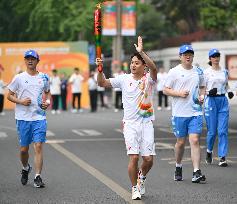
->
[204,96,229,157]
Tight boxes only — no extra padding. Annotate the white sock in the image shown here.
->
[35,174,40,179]
[139,171,146,180]
[194,168,199,172]
[207,149,212,153]
[132,185,138,189]
[176,163,182,168]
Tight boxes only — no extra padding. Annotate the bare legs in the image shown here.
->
[20,142,43,174]
[128,154,153,185]
[175,134,201,169]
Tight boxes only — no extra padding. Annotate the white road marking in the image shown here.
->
[115,129,123,133]
[46,130,55,137]
[50,143,144,204]
[213,157,236,163]
[72,129,86,136]
[47,138,124,142]
[163,156,237,164]
[203,126,237,134]
[156,142,174,149]
[155,142,206,150]
[157,127,173,134]
[0,132,7,138]
[0,125,16,131]
[46,140,65,144]
[81,129,102,136]
[160,157,175,161]
[46,135,237,144]
[228,128,237,134]
[72,129,102,136]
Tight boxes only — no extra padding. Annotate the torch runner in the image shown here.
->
[94,3,103,72]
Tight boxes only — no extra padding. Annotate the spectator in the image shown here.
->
[88,71,97,112]
[113,70,124,112]
[50,69,61,114]
[60,72,68,111]
[69,67,84,113]
[157,67,170,110]
[0,71,6,116]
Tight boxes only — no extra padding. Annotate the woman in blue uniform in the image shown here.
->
[204,49,234,167]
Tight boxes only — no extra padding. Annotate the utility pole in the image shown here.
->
[112,0,122,74]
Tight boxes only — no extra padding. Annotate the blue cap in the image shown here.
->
[179,44,194,54]
[24,50,39,60]
[208,49,220,57]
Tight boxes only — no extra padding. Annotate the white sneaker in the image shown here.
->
[114,109,119,112]
[51,110,56,114]
[166,106,171,110]
[157,106,162,111]
[0,112,5,116]
[71,109,77,113]
[79,109,83,113]
[56,110,61,114]
[132,185,141,200]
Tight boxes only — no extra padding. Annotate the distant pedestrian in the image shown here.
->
[113,70,124,112]
[204,49,234,167]
[0,71,6,116]
[163,44,206,183]
[235,81,237,96]
[156,67,170,110]
[97,84,106,109]
[69,67,84,113]
[97,36,157,200]
[60,72,68,111]
[50,69,61,114]
[7,50,50,188]
[88,71,97,112]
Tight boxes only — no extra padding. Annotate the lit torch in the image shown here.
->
[94,3,103,72]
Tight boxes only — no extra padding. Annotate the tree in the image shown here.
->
[200,0,237,39]
[151,0,201,34]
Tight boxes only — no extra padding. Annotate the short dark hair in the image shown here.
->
[130,52,145,64]
[52,69,57,73]
[74,67,79,71]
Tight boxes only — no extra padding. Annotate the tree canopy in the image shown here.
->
[1,0,237,53]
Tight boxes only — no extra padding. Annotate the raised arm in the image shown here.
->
[134,36,157,80]
[96,58,112,88]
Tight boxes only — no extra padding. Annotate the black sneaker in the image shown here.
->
[192,169,206,183]
[205,152,213,164]
[34,176,45,188]
[174,167,183,181]
[219,157,228,167]
[21,164,32,185]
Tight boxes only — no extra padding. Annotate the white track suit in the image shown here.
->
[110,73,156,156]
[204,68,229,157]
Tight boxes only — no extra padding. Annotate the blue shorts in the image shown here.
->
[171,116,203,138]
[16,120,47,147]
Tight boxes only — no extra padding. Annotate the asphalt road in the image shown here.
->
[0,105,237,204]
